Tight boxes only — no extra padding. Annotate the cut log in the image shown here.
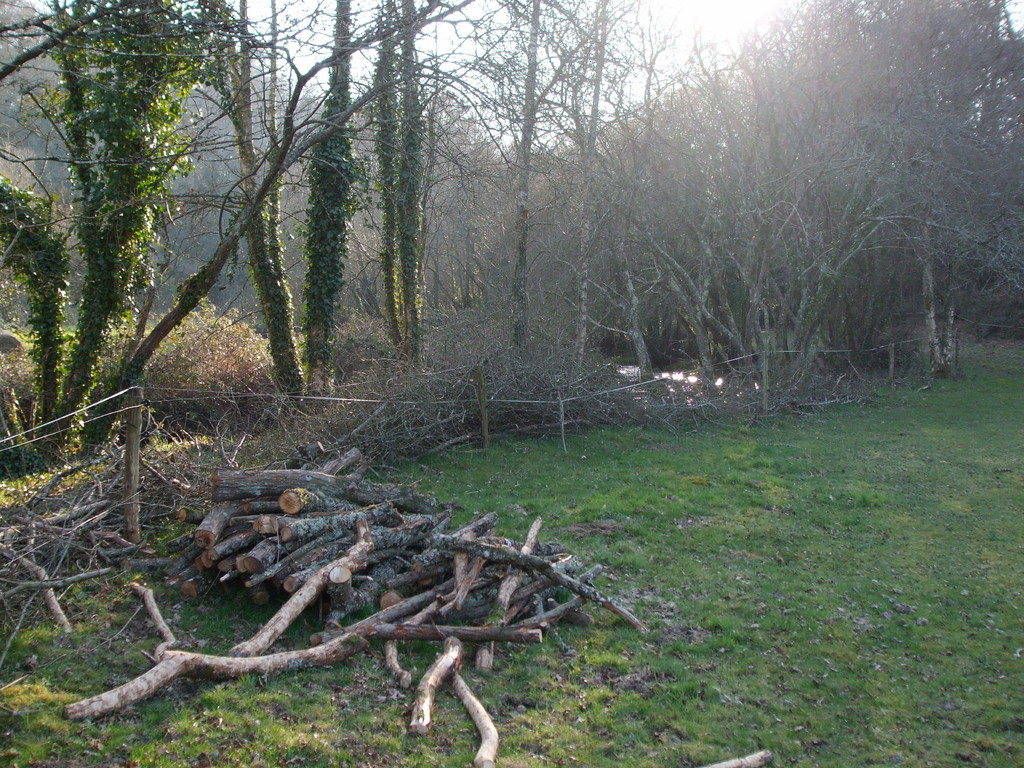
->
[246,534,352,589]
[343,480,441,517]
[697,750,774,768]
[175,508,204,524]
[432,535,647,632]
[236,537,299,575]
[201,530,260,569]
[409,636,463,735]
[278,487,358,516]
[252,514,283,535]
[277,503,402,544]
[324,557,404,627]
[317,447,363,476]
[193,502,243,549]
[248,583,270,605]
[65,632,368,720]
[452,673,499,768]
[475,643,494,671]
[242,499,283,515]
[229,525,374,657]
[211,469,356,502]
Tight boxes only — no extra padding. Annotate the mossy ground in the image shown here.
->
[2,344,1022,767]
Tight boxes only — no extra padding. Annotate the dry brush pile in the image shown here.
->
[64,447,649,767]
[0,446,185,648]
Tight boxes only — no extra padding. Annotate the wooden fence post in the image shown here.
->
[474,364,489,449]
[123,387,143,544]
[888,342,896,392]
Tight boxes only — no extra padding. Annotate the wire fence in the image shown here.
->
[0,336,933,460]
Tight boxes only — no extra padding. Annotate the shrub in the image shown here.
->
[144,303,275,432]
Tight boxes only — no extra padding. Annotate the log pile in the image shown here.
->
[67,448,647,768]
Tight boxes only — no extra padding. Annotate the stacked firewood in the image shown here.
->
[65,448,647,768]
[163,448,453,607]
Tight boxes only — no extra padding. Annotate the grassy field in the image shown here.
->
[2,344,1022,767]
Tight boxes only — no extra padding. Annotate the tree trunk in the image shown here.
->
[511,0,541,349]
[232,0,303,394]
[302,0,354,390]
[574,0,610,364]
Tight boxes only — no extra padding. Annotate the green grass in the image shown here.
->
[2,344,1023,767]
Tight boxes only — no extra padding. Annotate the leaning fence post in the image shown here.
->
[474,363,489,450]
[888,342,896,392]
[761,349,770,414]
[123,386,143,544]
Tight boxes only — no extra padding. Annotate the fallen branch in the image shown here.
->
[65,632,368,720]
[129,584,176,660]
[698,750,774,768]
[1,567,116,596]
[452,673,499,768]
[361,623,542,645]
[432,535,648,632]
[409,636,463,735]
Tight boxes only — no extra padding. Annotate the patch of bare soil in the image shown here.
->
[564,519,624,536]
[589,667,678,698]
[657,623,711,645]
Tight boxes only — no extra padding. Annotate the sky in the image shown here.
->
[648,0,794,43]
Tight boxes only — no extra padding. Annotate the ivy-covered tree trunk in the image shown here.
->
[50,0,211,430]
[396,0,424,362]
[374,0,402,350]
[230,0,303,394]
[303,0,355,392]
[0,180,68,424]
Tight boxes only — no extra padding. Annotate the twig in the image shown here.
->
[1,567,115,596]
[0,595,35,673]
